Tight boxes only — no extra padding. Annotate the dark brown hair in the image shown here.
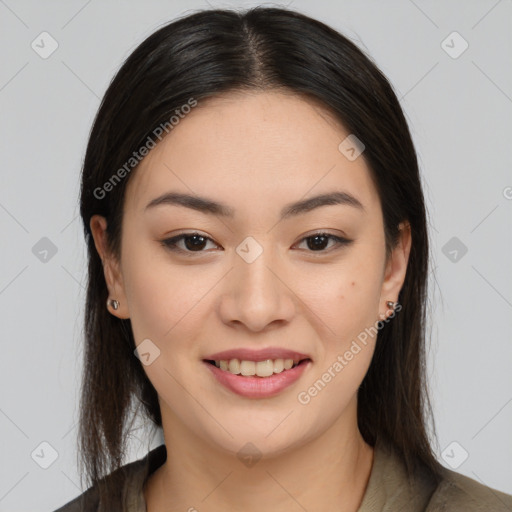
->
[77,5,443,508]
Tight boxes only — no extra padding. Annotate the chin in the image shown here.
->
[197,412,314,460]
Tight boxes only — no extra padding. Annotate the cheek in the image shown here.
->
[296,269,381,419]
[122,240,209,346]
[302,252,384,341]
[121,247,216,422]
[294,249,383,405]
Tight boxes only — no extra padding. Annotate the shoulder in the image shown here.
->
[426,466,512,511]
[368,439,512,512]
[53,485,99,512]
[53,444,166,512]
[52,458,143,512]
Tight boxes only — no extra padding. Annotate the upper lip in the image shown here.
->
[204,348,312,362]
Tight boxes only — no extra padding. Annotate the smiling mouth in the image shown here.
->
[204,358,311,378]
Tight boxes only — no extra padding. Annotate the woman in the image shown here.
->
[55,6,512,512]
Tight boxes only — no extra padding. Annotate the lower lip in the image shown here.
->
[204,360,311,398]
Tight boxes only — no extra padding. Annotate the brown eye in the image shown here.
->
[161,232,219,254]
[295,232,352,252]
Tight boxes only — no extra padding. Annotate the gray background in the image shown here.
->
[1,0,511,510]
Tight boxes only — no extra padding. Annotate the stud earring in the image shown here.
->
[380,300,400,320]
[107,298,119,311]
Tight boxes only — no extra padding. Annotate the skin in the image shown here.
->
[90,90,411,512]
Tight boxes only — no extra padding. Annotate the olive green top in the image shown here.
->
[55,440,512,511]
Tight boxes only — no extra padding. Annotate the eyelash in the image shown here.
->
[160,231,352,256]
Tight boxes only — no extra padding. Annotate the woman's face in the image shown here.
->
[91,91,410,457]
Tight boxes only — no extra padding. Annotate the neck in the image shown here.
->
[144,404,374,512]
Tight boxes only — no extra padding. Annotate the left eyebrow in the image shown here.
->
[144,190,365,218]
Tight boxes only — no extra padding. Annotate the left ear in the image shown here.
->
[379,221,412,318]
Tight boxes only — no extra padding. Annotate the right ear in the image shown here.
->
[89,215,130,319]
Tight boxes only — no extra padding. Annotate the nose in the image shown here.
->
[218,246,296,332]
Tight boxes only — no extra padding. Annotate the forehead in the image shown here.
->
[124,91,380,221]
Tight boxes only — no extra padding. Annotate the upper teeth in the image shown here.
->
[215,358,298,377]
